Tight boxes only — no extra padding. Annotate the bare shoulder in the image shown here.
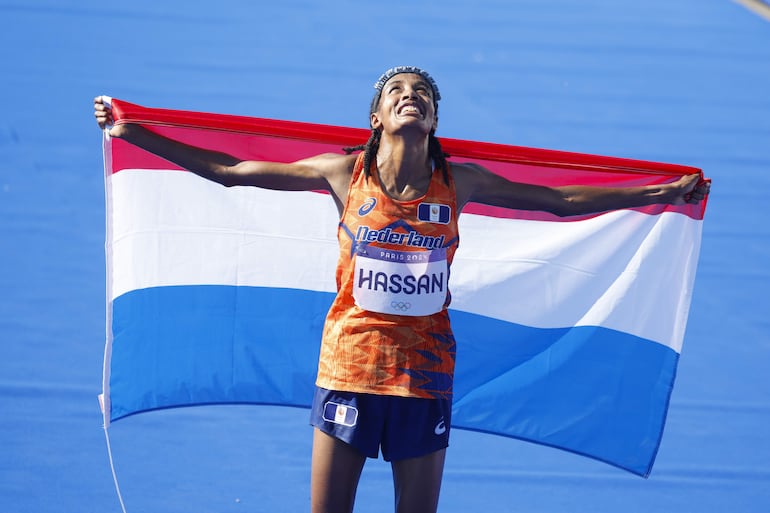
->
[450,161,493,208]
[451,161,488,180]
[300,152,357,175]
[305,152,357,191]
[298,152,358,213]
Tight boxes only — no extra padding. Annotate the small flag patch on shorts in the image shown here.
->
[323,401,358,427]
[418,203,451,224]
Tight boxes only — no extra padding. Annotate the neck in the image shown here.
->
[375,132,432,198]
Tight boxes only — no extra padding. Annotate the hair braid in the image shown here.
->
[343,128,381,180]
[429,132,450,184]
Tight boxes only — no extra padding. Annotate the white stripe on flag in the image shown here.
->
[455,210,702,352]
[109,169,340,299]
[109,168,701,353]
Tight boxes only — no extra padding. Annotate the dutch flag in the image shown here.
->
[99,99,708,477]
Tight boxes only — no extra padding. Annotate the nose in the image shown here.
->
[401,86,419,100]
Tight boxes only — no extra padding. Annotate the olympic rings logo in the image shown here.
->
[391,301,412,312]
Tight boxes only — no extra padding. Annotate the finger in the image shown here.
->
[689,192,704,202]
[94,111,113,129]
[686,189,708,203]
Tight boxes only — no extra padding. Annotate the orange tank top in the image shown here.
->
[316,154,460,400]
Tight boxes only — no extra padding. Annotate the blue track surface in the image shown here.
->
[1,1,769,511]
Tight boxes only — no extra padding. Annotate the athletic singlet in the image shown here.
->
[316,153,459,400]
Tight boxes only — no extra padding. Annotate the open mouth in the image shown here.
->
[397,103,424,117]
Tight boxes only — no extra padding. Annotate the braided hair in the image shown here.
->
[343,66,450,184]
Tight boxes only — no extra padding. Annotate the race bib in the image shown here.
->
[353,244,448,316]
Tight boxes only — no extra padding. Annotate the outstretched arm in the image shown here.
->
[454,162,709,216]
[94,96,355,211]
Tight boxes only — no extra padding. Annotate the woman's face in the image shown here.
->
[370,73,438,135]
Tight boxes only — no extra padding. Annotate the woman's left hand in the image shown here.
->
[669,174,711,205]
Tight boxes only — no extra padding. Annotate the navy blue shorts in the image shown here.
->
[309,387,451,462]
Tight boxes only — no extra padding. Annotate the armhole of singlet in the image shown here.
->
[444,161,459,226]
[339,153,367,220]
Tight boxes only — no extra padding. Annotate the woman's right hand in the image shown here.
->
[94,96,114,129]
[94,95,133,139]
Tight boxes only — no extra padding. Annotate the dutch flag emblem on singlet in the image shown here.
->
[418,203,451,224]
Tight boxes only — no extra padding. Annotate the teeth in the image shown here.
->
[401,105,420,114]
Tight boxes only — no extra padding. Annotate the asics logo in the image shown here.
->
[434,418,447,436]
[358,197,377,216]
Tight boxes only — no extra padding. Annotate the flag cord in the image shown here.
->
[103,425,128,513]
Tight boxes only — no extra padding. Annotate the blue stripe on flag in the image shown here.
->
[109,285,331,421]
[451,310,678,476]
[110,284,677,475]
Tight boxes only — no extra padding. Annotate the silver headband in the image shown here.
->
[373,66,441,102]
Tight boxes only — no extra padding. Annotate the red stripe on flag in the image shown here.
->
[107,98,707,221]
